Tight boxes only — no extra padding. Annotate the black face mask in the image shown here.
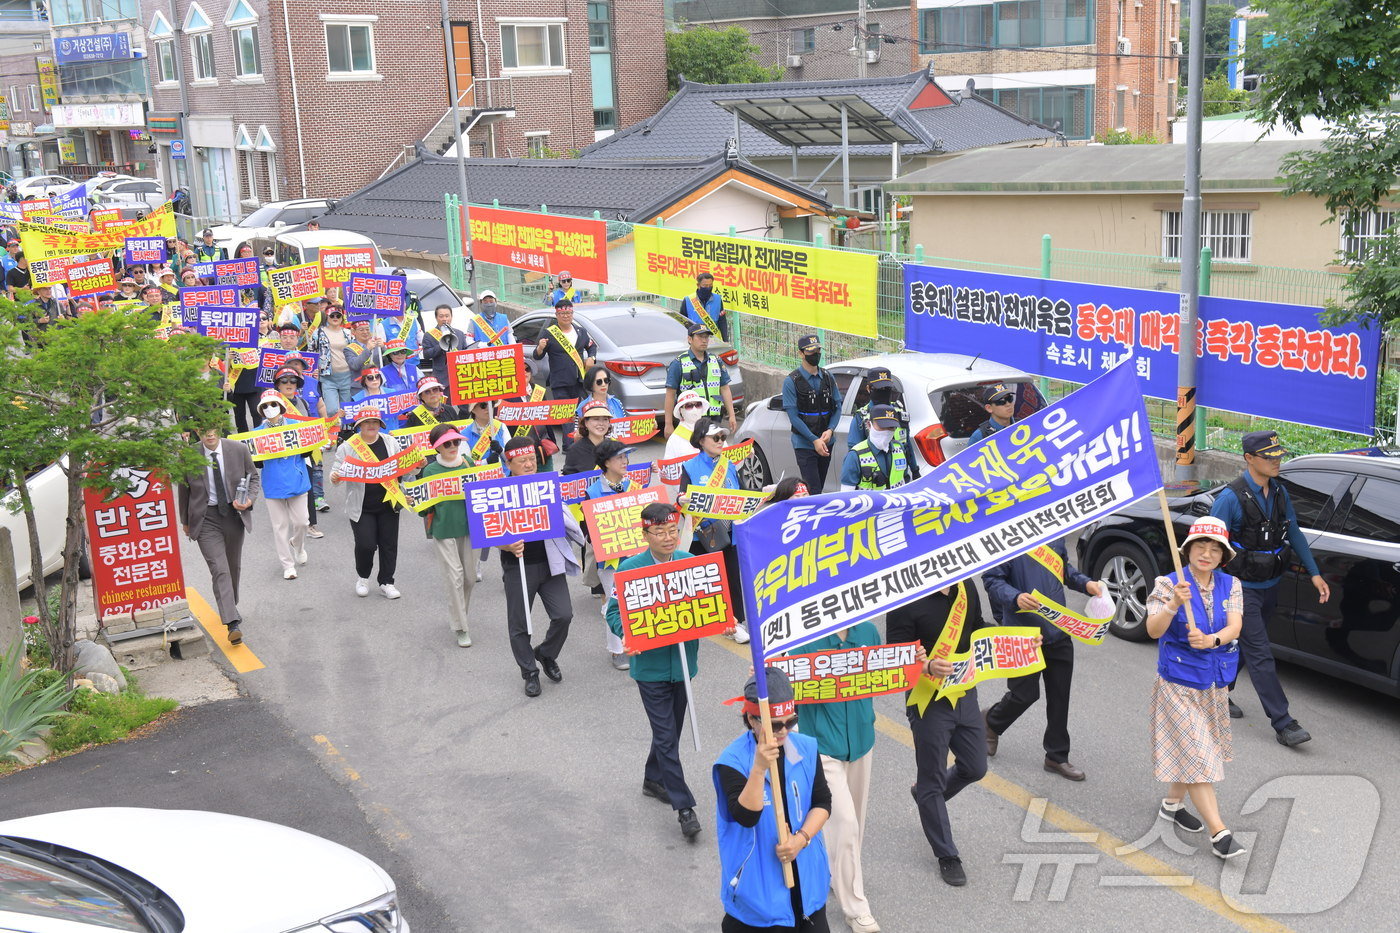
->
[696,286,713,300]
[804,351,822,366]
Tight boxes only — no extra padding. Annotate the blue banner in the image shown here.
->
[194,306,259,348]
[736,363,1163,668]
[466,473,566,546]
[124,236,167,266]
[346,272,408,317]
[903,264,1382,435]
[340,391,419,428]
[213,258,260,287]
[54,33,133,64]
[51,183,88,217]
[256,349,321,388]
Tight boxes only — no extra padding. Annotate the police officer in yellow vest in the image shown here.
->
[839,404,918,491]
[663,321,736,436]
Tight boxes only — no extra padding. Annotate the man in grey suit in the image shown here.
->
[178,427,260,644]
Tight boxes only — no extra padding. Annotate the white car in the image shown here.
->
[10,175,77,200]
[0,808,409,932]
[88,179,165,211]
[1,460,79,592]
[207,199,329,256]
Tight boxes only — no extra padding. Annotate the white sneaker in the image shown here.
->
[355,578,370,597]
[849,916,881,933]
[380,583,402,599]
[283,568,297,580]
[729,624,750,645]
[295,546,308,565]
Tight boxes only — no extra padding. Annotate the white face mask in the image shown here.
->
[868,428,894,451]
[680,405,703,426]
[438,452,464,467]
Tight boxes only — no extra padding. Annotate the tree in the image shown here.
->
[1199,75,1251,117]
[1250,0,1400,327]
[0,301,227,673]
[1180,3,1239,81]
[665,25,782,95]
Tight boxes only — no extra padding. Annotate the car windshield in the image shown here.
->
[588,309,690,345]
[239,205,284,227]
[0,848,147,931]
[934,380,1046,438]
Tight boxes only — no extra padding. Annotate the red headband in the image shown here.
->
[725,695,796,718]
[642,511,680,528]
[793,482,809,496]
[505,445,535,461]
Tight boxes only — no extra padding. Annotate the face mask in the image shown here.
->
[869,428,894,451]
[696,286,712,300]
[681,406,703,426]
[438,452,464,468]
[804,351,822,366]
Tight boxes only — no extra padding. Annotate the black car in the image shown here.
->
[1075,450,1400,697]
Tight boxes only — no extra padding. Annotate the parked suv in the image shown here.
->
[208,198,329,256]
[1076,450,1400,697]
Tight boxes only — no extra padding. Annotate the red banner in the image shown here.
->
[66,255,116,297]
[766,642,924,703]
[497,397,579,425]
[83,469,186,618]
[447,344,527,405]
[582,487,666,564]
[20,198,51,220]
[468,205,608,283]
[607,413,659,445]
[319,246,377,289]
[91,208,123,231]
[616,551,734,652]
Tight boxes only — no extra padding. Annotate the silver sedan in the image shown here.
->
[730,352,1044,492]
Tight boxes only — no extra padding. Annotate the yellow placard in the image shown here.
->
[633,225,879,338]
[1024,590,1112,645]
[19,202,175,262]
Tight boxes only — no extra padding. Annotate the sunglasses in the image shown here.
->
[276,379,298,385]
[439,440,461,448]
[594,377,610,385]
[559,278,572,283]
[991,397,1014,406]
[752,714,799,732]
[365,375,383,382]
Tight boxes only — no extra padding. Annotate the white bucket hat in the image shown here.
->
[1179,516,1235,562]
[673,389,706,420]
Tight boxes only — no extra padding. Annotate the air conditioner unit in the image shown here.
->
[787,54,804,68]
[1116,37,1132,55]
[1170,39,1183,56]
[864,49,880,64]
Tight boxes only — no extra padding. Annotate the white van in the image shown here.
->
[247,229,384,269]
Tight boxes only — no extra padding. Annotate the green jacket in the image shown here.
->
[606,548,701,683]
[790,622,880,762]
[422,458,470,540]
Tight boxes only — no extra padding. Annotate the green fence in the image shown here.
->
[443,196,1396,452]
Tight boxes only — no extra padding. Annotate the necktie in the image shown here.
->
[211,451,231,516]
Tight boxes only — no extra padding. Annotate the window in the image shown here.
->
[594,109,616,131]
[155,40,177,82]
[7,87,17,114]
[998,2,1042,47]
[233,26,261,76]
[587,2,610,51]
[921,0,1091,52]
[1042,0,1092,45]
[525,132,549,158]
[501,21,565,70]
[588,3,615,133]
[26,85,39,112]
[922,6,993,53]
[977,85,1094,138]
[191,33,215,80]
[1115,86,1127,129]
[1339,478,1400,540]
[326,23,376,74]
[793,28,816,53]
[1161,210,1253,263]
[1279,470,1348,529]
[1340,209,1397,260]
[865,22,881,52]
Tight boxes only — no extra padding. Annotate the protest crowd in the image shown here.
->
[9,198,1324,933]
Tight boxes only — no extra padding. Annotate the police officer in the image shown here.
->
[968,383,1017,443]
[782,333,842,494]
[1209,431,1327,746]
[663,322,735,436]
[840,404,918,491]
[847,366,908,447]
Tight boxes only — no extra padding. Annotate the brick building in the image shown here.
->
[671,0,915,83]
[912,0,1176,141]
[139,0,667,223]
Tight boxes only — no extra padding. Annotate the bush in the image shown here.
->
[0,650,73,762]
[46,690,177,755]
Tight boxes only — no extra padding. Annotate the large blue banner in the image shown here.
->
[903,264,1381,435]
[466,473,566,546]
[736,363,1162,664]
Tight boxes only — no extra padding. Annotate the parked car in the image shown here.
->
[0,807,409,931]
[730,352,1043,492]
[207,198,329,256]
[1,459,88,592]
[245,229,382,270]
[82,172,140,196]
[1075,449,1400,697]
[88,177,165,211]
[509,302,743,418]
[10,174,77,200]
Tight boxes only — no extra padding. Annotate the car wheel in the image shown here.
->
[737,444,771,492]
[1092,540,1156,641]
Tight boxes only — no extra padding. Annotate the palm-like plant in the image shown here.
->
[0,650,73,762]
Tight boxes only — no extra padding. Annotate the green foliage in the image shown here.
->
[665,25,782,94]
[1180,3,1239,81]
[1199,75,1252,117]
[0,649,73,761]
[46,689,176,754]
[1095,129,1163,145]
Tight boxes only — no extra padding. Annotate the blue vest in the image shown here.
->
[1156,570,1240,689]
[712,730,830,927]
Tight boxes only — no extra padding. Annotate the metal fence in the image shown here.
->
[443,196,1396,452]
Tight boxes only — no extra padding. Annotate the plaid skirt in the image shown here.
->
[1150,677,1232,784]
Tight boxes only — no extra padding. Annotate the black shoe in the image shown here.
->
[1276,721,1311,747]
[678,807,701,839]
[642,779,667,802]
[524,671,542,697]
[1211,829,1247,859]
[226,623,242,646]
[938,856,967,886]
[1228,699,1244,719]
[535,648,562,683]
[1159,802,1204,832]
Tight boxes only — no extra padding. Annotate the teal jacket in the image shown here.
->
[789,622,880,762]
[606,548,701,683]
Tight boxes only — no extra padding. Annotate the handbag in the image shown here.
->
[696,518,732,552]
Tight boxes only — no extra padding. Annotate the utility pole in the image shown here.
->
[440,0,473,287]
[169,0,203,225]
[1175,0,1206,481]
[856,0,868,80]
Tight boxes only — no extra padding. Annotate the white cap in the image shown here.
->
[478,289,497,301]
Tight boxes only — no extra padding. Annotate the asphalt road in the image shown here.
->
[9,441,1400,932]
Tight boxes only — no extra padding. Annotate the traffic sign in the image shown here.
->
[170,139,186,160]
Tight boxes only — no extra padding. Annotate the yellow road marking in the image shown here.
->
[707,634,1292,933]
[313,734,361,782]
[186,586,265,673]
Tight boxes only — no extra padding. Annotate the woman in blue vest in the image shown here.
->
[678,417,748,644]
[1144,516,1246,860]
[713,667,832,932]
